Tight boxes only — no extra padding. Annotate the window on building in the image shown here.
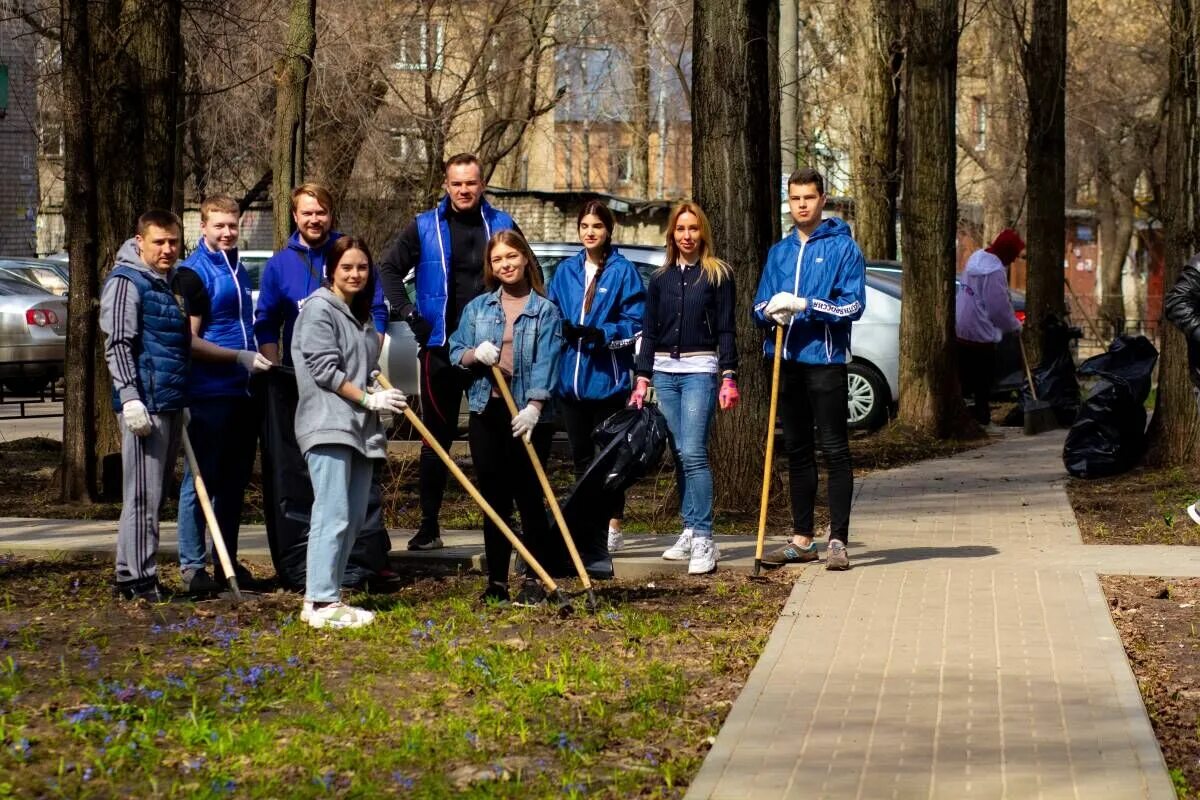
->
[40,122,63,158]
[613,144,633,184]
[392,21,444,71]
[972,96,987,151]
[387,129,428,165]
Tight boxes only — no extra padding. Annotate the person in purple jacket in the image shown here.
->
[253,183,387,363]
[955,228,1024,427]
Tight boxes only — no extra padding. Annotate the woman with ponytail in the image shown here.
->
[546,201,645,554]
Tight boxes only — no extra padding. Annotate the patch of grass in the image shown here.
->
[0,554,791,797]
[1068,463,1200,545]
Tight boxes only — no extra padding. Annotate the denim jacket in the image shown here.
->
[448,287,563,417]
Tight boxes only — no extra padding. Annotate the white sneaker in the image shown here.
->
[688,537,719,574]
[662,528,694,561]
[305,601,375,630]
[301,600,314,623]
[607,527,625,553]
[1189,503,1200,527]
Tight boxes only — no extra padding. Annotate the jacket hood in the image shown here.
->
[286,229,343,254]
[964,248,1006,277]
[115,238,173,279]
[306,286,359,322]
[797,216,853,243]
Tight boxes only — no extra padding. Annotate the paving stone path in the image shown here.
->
[686,430,1185,799]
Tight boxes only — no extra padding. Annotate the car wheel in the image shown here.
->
[3,377,49,397]
[846,362,889,431]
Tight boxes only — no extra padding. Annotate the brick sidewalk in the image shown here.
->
[686,430,1182,800]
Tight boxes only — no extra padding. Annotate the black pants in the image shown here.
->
[468,398,554,586]
[779,362,853,543]
[559,394,627,522]
[957,339,996,426]
[417,346,469,533]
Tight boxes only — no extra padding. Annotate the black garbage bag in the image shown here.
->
[542,405,670,579]
[1016,314,1082,426]
[1063,335,1158,478]
[259,367,392,590]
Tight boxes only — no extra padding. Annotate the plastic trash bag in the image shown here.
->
[1063,335,1158,478]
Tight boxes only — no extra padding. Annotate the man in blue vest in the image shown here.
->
[100,209,191,602]
[379,153,519,550]
[172,196,272,596]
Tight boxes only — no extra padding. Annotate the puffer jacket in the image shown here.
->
[1164,255,1200,390]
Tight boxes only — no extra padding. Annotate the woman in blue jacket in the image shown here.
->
[449,230,562,605]
[546,201,645,553]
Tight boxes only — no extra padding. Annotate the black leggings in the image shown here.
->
[956,339,996,426]
[468,398,554,586]
[559,394,627,521]
[417,346,469,532]
[779,362,853,543]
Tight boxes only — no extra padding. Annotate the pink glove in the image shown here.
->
[719,377,740,411]
[628,377,650,409]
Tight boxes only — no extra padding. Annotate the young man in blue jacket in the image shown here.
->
[753,168,866,571]
[378,154,519,551]
[173,196,271,595]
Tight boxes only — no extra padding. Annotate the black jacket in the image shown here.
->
[635,262,737,377]
[1164,256,1200,390]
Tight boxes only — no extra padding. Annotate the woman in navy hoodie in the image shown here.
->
[546,201,645,553]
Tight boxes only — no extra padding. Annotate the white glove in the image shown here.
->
[121,400,153,437]
[765,292,807,326]
[236,350,272,373]
[511,403,540,443]
[473,340,500,366]
[363,388,408,413]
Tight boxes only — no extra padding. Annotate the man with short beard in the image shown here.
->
[173,195,271,596]
[379,153,520,551]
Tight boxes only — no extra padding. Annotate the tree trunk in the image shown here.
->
[693,0,780,512]
[630,4,652,197]
[896,0,967,437]
[1095,159,1136,338]
[982,0,1024,240]
[59,0,183,502]
[1022,0,1068,364]
[1147,0,1200,467]
[271,0,316,250]
[779,0,798,171]
[850,0,901,261]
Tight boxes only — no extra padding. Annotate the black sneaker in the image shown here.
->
[114,577,172,603]
[513,579,548,608]
[217,562,271,592]
[180,567,222,597]
[480,582,510,606]
[407,524,444,551]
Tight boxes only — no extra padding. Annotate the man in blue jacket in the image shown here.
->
[753,168,866,571]
[173,196,271,595]
[379,154,519,550]
[253,183,387,363]
[100,209,190,601]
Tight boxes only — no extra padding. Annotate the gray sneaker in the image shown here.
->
[825,540,850,571]
[180,567,221,596]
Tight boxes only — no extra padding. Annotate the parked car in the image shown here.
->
[0,275,68,395]
[0,258,70,297]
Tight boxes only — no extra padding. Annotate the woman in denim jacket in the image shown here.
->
[449,230,563,605]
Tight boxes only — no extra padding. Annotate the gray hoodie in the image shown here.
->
[290,287,387,459]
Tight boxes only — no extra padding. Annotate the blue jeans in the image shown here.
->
[654,372,718,535]
[177,396,258,572]
[304,444,375,603]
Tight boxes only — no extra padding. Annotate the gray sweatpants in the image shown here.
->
[116,410,183,582]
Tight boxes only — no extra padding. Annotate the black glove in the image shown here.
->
[404,311,433,347]
[562,321,605,346]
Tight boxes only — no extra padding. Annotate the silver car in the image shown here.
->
[0,274,68,395]
[0,258,71,297]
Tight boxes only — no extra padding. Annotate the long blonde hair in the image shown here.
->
[661,201,731,286]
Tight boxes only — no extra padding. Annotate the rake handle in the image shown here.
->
[180,412,242,603]
[755,326,785,565]
[490,366,592,591]
[375,372,561,592]
[1017,334,1041,403]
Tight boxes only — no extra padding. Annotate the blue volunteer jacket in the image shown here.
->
[752,218,866,364]
[106,265,190,413]
[414,196,515,347]
[252,231,387,364]
[546,247,645,401]
[448,288,562,419]
[179,240,256,398]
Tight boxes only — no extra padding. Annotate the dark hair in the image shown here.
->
[324,236,376,325]
[444,153,481,174]
[136,208,182,236]
[787,167,825,196]
[484,230,546,295]
[577,200,616,313]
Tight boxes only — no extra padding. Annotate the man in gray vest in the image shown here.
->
[100,209,191,602]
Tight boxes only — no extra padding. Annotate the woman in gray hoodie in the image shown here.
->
[291,237,407,629]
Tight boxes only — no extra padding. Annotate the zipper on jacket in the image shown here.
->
[785,236,807,359]
[571,264,586,400]
[435,208,448,346]
[222,248,252,395]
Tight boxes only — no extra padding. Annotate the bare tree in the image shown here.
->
[271,0,315,249]
[896,0,968,436]
[693,0,780,510]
